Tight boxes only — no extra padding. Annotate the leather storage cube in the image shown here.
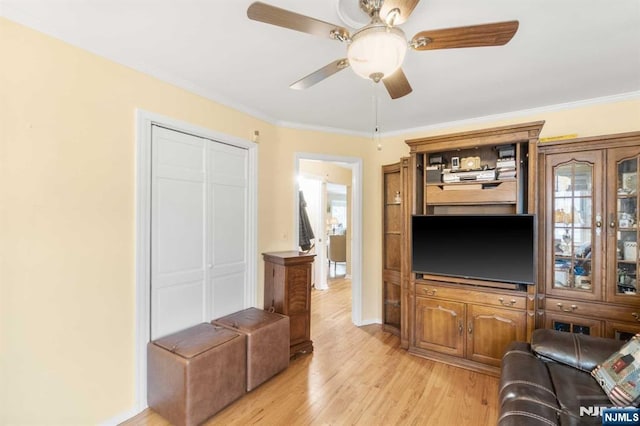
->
[213,307,289,391]
[147,323,246,426]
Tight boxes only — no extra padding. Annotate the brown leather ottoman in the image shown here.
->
[147,323,246,426]
[213,307,289,391]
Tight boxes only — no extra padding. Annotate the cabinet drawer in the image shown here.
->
[545,297,640,323]
[416,282,526,310]
[425,180,516,205]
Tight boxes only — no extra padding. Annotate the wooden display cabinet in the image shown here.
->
[381,158,410,346]
[263,251,315,357]
[538,131,640,341]
[404,122,544,375]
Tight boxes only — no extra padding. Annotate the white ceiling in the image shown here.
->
[3,0,639,135]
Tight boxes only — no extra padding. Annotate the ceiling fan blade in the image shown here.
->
[411,21,519,50]
[380,0,421,26]
[290,59,350,90]
[382,68,412,99]
[247,2,349,40]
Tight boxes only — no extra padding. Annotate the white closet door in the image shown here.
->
[151,126,206,339]
[208,142,248,318]
[150,126,249,339]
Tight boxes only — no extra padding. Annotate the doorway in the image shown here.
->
[326,182,348,280]
[298,175,329,290]
[294,153,363,325]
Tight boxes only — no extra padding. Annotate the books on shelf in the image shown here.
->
[498,169,517,179]
[496,157,516,180]
[496,157,516,169]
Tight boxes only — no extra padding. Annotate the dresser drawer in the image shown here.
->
[545,297,640,323]
[416,282,526,310]
[425,180,516,205]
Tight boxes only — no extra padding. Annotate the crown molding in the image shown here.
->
[384,91,640,139]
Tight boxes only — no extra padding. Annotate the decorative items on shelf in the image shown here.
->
[554,208,573,224]
[460,156,481,170]
[624,241,638,261]
[619,212,636,229]
[622,172,637,193]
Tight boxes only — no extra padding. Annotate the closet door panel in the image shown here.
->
[208,142,249,318]
[151,126,206,339]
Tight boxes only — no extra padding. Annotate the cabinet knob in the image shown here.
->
[632,312,640,322]
[458,320,463,336]
[468,322,473,334]
[498,297,516,306]
[556,302,577,312]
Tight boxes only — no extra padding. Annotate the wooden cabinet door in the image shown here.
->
[286,263,311,345]
[605,320,640,341]
[415,297,465,357]
[544,311,603,337]
[467,304,526,367]
[543,150,604,302]
[606,146,640,305]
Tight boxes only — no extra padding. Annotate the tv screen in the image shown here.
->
[412,214,535,285]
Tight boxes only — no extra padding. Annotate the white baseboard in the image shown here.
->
[357,318,382,326]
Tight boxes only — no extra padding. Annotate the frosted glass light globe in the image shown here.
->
[347,25,407,82]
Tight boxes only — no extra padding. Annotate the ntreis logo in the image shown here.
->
[601,407,640,425]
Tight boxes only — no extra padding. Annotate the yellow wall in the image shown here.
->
[0,18,372,424]
[1,16,639,424]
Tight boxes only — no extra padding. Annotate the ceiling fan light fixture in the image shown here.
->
[347,24,407,82]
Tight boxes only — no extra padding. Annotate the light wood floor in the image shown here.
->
[123,277,499,425]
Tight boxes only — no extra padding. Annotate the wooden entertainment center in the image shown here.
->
[383,122,640,376]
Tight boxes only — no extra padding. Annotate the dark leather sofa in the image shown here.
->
[499,329,624,425]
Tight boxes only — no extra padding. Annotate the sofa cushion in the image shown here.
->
[532,329,624,373]
[591,333,640,406]
[500,342,558,405]
[499,342,560,426]
[546,361,609,425]
[498,398,560,426]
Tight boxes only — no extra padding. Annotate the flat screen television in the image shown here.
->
[412,214,535,285]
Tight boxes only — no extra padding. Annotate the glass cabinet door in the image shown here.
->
[609,148,640,304]
[546,151,603,300]
[553,163,594,290]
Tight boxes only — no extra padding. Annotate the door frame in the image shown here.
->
[134,109,258,412]
[294,153,364,325]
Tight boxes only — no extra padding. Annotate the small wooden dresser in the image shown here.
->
[262,251,315,357]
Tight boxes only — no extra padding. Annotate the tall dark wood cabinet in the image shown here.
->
[537,132,640,340]
[382,158,410,347]
[404,122,544,376]
[263,251,315,357]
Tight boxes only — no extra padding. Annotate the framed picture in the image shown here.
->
[451,157,460,170]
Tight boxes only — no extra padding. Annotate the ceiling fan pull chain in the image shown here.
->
[373,84,382,151]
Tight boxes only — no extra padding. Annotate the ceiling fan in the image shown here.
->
[247,0,518,99]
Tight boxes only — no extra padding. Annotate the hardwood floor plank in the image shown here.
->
[122,277,499,425]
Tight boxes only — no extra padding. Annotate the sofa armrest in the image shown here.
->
[531,329,624,372]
